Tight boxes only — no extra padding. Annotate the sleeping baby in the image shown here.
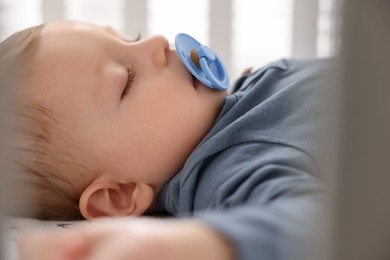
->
[0,20,334,260]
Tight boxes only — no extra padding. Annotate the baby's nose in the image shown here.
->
[143,35,169,68]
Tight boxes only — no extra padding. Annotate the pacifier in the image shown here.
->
[175,33,229,91]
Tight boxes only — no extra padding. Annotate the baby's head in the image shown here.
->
[1,20,227,220]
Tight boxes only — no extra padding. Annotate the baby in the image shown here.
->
[1,20,333,260]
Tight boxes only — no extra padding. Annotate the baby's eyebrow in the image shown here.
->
[102,26,135,42]
[102,26,117,36]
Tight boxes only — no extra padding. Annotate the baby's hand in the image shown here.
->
[19,217,234,260]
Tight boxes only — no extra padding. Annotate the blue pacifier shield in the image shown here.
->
[175,33,229,91]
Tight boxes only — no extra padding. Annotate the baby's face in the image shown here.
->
[31,20,227,190]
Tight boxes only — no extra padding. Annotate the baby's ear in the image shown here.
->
[79,177,154,220]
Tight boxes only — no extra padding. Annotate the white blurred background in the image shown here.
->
[0,0,338,85]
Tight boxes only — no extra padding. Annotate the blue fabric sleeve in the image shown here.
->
[190,142,326,260]
[195,173,326,260]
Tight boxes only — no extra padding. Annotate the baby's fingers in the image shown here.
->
[86,235,131,260]
[86,232,167,260]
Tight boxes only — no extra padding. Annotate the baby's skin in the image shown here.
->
[19,217,234,260]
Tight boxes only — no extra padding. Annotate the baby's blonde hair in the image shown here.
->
[1,25,94,220]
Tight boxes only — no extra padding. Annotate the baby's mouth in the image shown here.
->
[192,75,200,89]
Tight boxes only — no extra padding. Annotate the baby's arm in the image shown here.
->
[19,217,234,260]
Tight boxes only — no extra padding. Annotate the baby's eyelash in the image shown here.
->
[121,66,136,100]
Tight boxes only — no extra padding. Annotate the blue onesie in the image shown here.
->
[156,59,334,260]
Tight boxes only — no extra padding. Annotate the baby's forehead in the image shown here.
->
[42,20,100,37]
[40,20,111,46]
[36,20,109,65]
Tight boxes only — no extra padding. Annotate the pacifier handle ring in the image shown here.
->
[199,57,229,90]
